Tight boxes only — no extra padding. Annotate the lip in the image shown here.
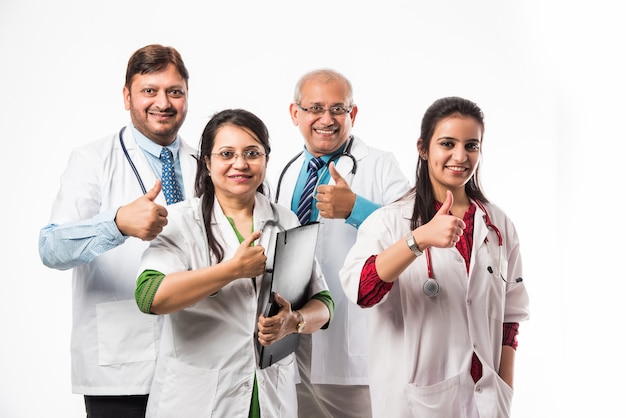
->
[149,110,175,120]
[446,166,469,174]
[313,127,338,136]
[228,174,253,183]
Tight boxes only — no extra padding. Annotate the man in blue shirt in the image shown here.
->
[38,44,197,418]
[273,68,411,418]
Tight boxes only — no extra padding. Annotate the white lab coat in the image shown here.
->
[43,126,197,395]
[139,194,329,418]
[274,136,411,385]
[340,197,530,418]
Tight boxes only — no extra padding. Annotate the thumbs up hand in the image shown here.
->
[232,231,267,279]
[315,162,357,219]
[115,180,169,241]
[418,190,466,249]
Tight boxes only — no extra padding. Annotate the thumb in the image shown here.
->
[328,161,348,186]
[242,230,262,247]
[145,180,162,201]
[436,190,453,216]
[272,293,291,310]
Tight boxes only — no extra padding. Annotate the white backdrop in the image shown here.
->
[1,1,623,417]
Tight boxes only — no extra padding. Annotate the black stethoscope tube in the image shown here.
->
[119,126,147,194]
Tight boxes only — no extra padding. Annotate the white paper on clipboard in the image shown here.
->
[258,222,320,369]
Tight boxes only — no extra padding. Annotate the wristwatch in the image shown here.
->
[406,232,423,257]
[295,310,306,334]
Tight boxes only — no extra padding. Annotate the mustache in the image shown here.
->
[148,107,177,115]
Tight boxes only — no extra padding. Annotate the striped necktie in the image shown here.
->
[160,147,183,205]
[296,157,324,225]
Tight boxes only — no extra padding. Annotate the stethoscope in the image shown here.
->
[422,199,523,297]
[119,126,148,194]
[274,135,357,204]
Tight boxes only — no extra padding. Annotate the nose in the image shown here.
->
[154,90,171,109]
[452,146,468,162]
[318,109,334,124]
[232,154,249,168]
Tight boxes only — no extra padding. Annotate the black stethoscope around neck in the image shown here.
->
[119,126,148,194]
[422,199,523,297]
[274,135,357,203]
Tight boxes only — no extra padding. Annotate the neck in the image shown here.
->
[215,192,255,220]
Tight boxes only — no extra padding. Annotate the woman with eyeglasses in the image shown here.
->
[339,97,529,417]
[135,108,333,417]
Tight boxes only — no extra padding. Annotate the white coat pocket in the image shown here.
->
[148,358,218,418]
[407,373,467,418]
[96,299,160,365]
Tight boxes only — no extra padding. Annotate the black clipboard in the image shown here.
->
[258,222,320,369]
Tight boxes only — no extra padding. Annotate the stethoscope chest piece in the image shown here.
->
[423,278,439,298]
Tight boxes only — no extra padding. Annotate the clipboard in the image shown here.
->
[258,222,320,369]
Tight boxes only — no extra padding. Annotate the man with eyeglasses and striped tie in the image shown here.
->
[272,68,411,418]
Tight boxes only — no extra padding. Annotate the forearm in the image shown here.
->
[38,209,125,270]
[499,345,516,388]
[149,260,241,314]
[296,299,330,334]
[374,236,420,283]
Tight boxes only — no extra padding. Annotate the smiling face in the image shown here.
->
[123,63,188,147]
[289,76,358,157]
[421,115,483,202]
[204,124,268,203]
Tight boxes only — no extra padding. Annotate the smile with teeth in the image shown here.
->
[446,166,467,172]
[314,127,337,135]
[149,109,175,118]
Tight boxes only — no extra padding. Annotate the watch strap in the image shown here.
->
[406,232,423,257]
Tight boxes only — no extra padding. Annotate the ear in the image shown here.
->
[289,103,300,126]
[348,104,358,126]
[123,86,131,111]
[417,138,427,160]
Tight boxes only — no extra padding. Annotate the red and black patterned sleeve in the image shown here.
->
[357,255,394,307]
[502,322,520,349]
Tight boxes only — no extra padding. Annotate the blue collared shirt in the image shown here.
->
[131,125,185,193]
[291,145,380,228]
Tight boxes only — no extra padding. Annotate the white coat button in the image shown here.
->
[466,298,472,305]
[475,386,482,393]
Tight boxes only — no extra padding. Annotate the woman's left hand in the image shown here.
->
[257,293,296,346]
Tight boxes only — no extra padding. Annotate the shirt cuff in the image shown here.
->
[345,195,381,229]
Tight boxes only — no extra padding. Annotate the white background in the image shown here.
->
[1,1,623,417]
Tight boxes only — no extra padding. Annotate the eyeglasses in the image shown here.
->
[210,150,267,162]
[296,104,353,116]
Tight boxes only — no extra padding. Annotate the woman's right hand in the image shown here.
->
[232,230,267,278]
[417,190,466,249]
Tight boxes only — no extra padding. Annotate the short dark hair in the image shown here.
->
[125,44,189,89]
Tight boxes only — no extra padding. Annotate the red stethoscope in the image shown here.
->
[422,199,523,297]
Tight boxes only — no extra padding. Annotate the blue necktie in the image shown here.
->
[296,157,324,225]
[160,147,183,205]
